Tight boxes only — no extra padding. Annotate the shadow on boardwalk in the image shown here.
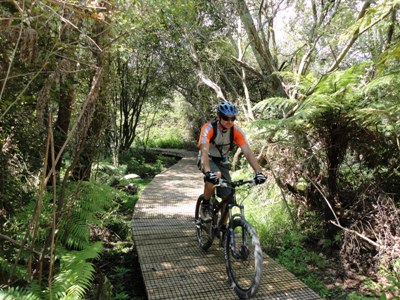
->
[132,150,321,300]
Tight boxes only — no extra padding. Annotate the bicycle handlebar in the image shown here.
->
[216,178,255,188]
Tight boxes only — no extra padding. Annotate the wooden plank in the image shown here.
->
[132,152,321,300]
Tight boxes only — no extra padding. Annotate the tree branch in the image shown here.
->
[326,1,371,73]
[0,233,41,256]
[330,221,380,248]
[231,56,264,81]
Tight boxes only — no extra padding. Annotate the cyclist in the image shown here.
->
[197,101,267,224]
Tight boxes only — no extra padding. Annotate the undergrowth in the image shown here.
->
[232,166,398,299]
[0,148,179,300]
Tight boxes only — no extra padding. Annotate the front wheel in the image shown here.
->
[195,194,214,250]
[225,218,263,299]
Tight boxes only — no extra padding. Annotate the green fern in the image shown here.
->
[255,62,371,134]
[253,97,297,117]
[276,71,316,93]
[58,182,114,250]
[355,50,400,132]
[0,287,42,300]
[0,256,27,286]
[48,241,103,299]
[378,43,400,66]
[0,235,103,300]
[316,62,371,94]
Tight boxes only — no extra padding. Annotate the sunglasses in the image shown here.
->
[221,115,236,122]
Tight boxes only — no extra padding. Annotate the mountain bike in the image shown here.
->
[194,178,263,299]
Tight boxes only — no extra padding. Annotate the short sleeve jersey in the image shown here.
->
[198,121,248,158]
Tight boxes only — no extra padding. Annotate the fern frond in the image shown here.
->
[378,43,400,66]
[275,71,316,91]
[0,287,41,300]
[253,97,298,119]
[254,97,297,112]
[363,71,400,94]
[315,62,371,94]
[58,182,114,250]
[336,3,391,45]
[0,257,26,283]
[352,104,400,130]
[49,242,103,300]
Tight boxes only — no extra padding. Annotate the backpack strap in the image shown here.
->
[210,119,218,145]
[230,125,234,150]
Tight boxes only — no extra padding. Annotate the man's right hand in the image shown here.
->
[205,171,218,184]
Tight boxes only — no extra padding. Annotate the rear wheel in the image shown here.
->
[225,218,263,299]
[195,194,214,250]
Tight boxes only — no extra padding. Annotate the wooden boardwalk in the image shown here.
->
[132,150,321,299]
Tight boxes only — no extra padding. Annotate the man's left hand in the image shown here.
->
[254,172,267,185]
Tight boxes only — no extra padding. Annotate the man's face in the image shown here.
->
[219,114,236,129]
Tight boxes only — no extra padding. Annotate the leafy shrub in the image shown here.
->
[146,136,186,149]
[124,149,179,179]
[275,233,329,297]
[105,218,130,240]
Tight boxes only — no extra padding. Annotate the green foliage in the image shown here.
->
[0,287,42,300]
[241,185,294,254]
[0,243,103,300]
[104,218,130,240]
[275,233,330,297]
[351,259,400,299]
[49,242,103,299]
[145,136,187,149]
[135,97,197,151]
[58,182,114,250]
[112,266,130,299]
[346,292,379,300]
[252,50,400,299]
[92,163,125,184]
[385,259,400,295]
[355,45,400,135]
[123,148,179,179]
[253,97,298,119]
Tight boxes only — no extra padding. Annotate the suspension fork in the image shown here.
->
[228,195,246,256]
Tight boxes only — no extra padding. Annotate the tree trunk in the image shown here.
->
[236,0,286,97]
[47,59,75,185]
[72,2,110,180]
[322,121,349,237]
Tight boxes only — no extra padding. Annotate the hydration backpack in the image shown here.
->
[209,119,234,151]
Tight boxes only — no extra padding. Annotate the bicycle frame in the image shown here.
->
[212,179,253,253]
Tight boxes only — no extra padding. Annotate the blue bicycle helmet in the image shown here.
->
[217,101,238,116]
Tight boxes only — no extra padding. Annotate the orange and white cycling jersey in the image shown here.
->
[198,121,248,158]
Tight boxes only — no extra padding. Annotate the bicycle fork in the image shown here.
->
[227,201,248,259]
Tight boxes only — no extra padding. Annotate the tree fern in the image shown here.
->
[355,45,400,132]
[253,97,298,119]
[276,71,317,94]
[253,62,371,136]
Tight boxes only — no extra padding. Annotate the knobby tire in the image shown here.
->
[195,194,214,250]
[225,218,263,299]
